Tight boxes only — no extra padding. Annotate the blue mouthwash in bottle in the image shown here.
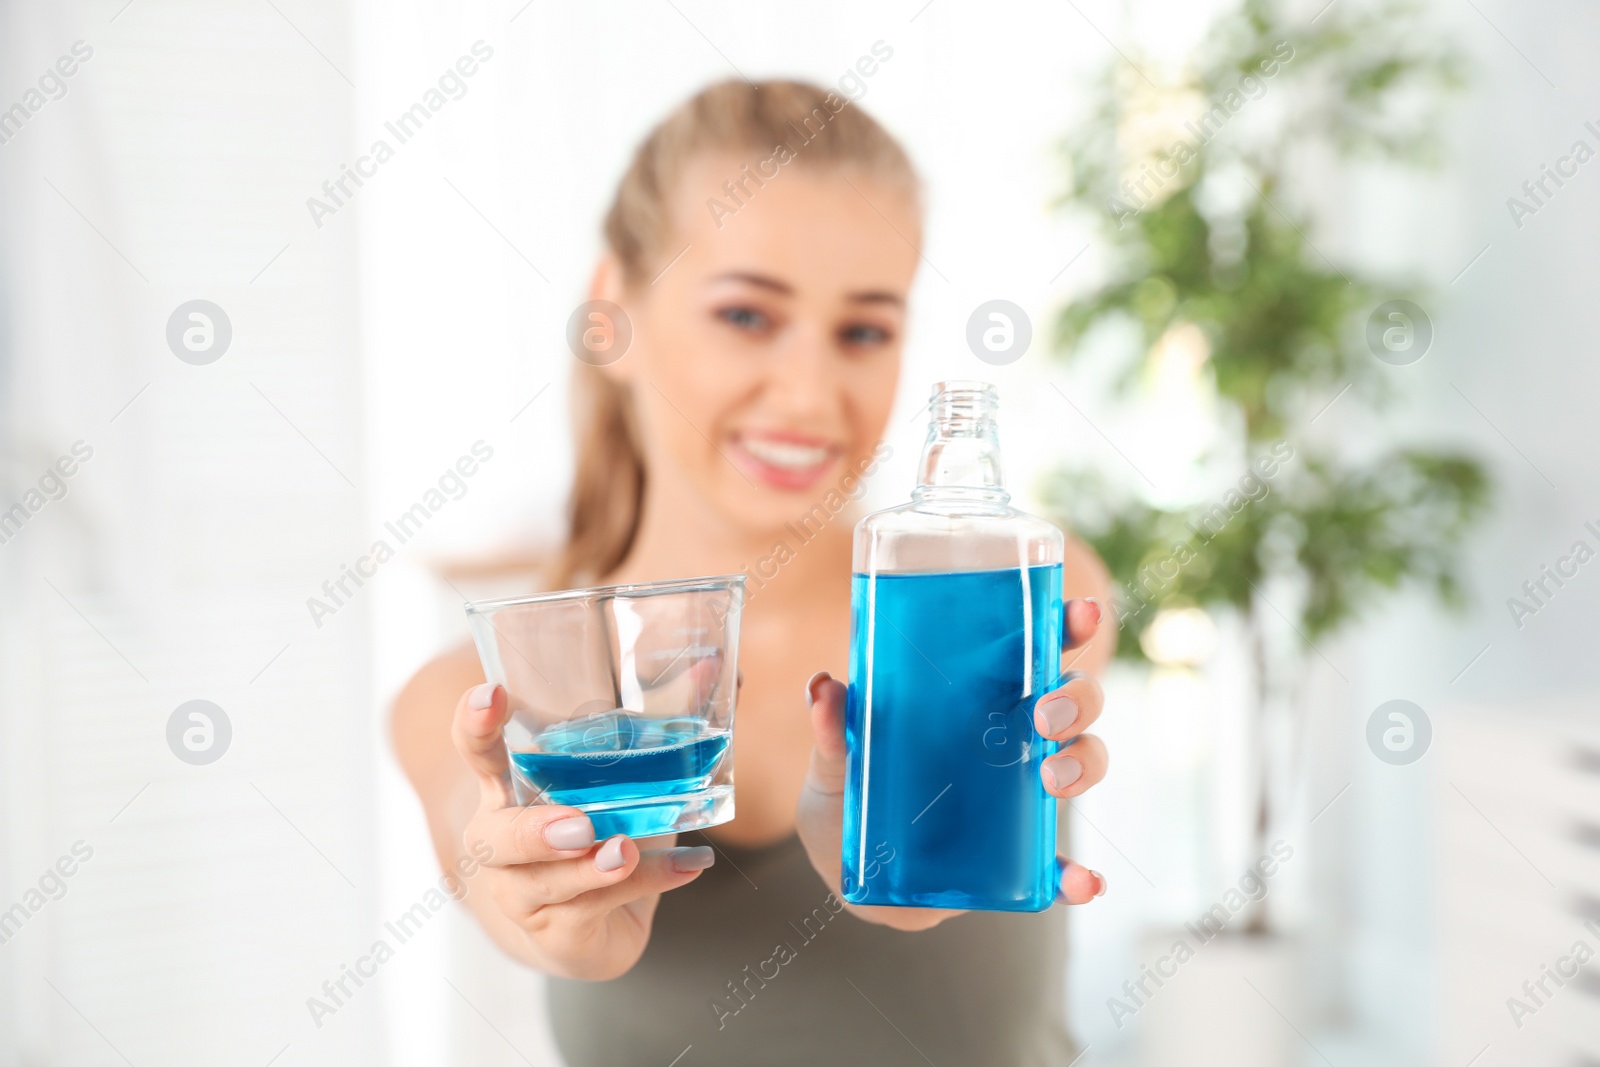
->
[842,381,1064,912]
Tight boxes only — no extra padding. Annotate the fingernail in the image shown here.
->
[1092,869,1108,897]
[469,683,496,710]
[544,816,595,851]
[1043,756,1082,792]
[1035,695,1079,737]
[670,846,715,873]
[1082,598,1103,627]
[594,835,628,872]
[804,671,830,709]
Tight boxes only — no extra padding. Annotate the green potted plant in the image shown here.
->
[1045,0,1489,1058]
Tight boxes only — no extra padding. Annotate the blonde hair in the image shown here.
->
[553,79,920,589]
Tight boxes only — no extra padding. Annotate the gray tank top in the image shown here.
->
[547,832,1076,1066]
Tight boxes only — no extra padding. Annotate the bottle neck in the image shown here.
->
[912,387,1010,506]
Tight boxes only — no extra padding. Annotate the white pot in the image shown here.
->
[1133,929,1304,1067]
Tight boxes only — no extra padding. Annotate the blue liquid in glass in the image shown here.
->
[511,713,730,838]
[842,564,1063,911]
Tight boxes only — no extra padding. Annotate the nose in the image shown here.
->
[767,319,839,423]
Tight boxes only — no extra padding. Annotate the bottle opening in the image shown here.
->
[929,379,996,398]
[929,380,998,429]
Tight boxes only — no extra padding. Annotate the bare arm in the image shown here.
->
[391,648,531,963]
[390,647,713,979]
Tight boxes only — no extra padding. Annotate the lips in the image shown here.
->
[727,431,841,491]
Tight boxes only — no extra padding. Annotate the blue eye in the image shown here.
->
[718,306,770,331]
[842,323,890,346]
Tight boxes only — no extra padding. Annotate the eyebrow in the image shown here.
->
[710,271,904,307]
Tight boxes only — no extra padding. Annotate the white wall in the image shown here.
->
[0,0,376,1062]
[1342,0,1600,1061]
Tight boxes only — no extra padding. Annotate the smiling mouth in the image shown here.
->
[728,432,840,490]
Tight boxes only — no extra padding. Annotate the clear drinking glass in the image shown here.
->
[464,575,745,839]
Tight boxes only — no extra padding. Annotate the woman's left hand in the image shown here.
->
[794,597,1110,931]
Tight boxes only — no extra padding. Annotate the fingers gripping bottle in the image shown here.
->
[842,381,1064,912]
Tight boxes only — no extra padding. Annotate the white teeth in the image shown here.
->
[738,437,830,470]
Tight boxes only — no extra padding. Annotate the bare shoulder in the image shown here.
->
[1061,530,1117,667]
[391,642,484,783]
[1061,532,1113,603]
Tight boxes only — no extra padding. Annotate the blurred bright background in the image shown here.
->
[2,0,1596,1064]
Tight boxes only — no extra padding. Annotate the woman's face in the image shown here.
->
[602,153,920,538]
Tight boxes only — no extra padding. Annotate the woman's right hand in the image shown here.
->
[451,682,715,981]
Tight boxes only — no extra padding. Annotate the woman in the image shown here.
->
[393,79,1113,1066]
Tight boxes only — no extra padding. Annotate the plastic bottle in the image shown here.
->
[841,380,1064,911]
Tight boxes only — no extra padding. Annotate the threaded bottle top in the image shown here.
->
[913,380,1008,504]
[928,380,998,428]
